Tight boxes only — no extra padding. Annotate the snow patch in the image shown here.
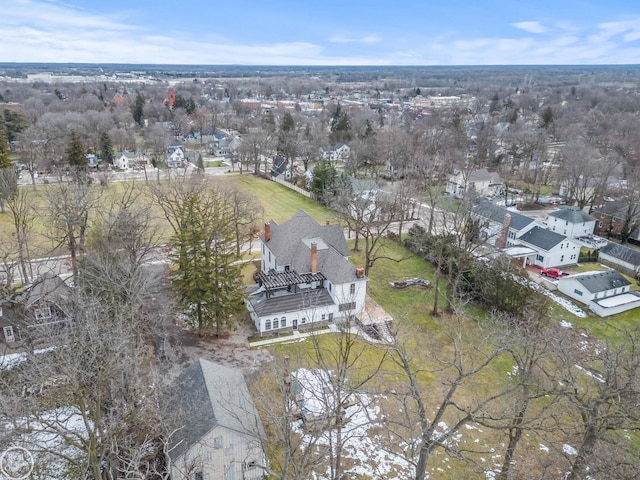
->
[563,444,578,456]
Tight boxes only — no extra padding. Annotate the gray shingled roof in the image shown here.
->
[264,209,351,270]
[473,201,535,231]
[568,269,631,293]
[168,359,264,461]
[517,226,566,250]
[548,206,595,223]
[599,243,640,267]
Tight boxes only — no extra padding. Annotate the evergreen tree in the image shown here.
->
[67,131,87,169]
[310,160,337,199]
[169,192,244,336]
[99,131,114,165]
[540,106,554,129]
[132,92,145,127]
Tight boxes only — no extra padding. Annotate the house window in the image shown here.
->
[195,472,203,480]
[281,317,286,327]
[268,252,271,262]
[34,306,52,320]
[350,283,356,295]
[536,255,544,262]
[339,302,357,312]
[284,265,290,272]
[301,317,306,324]
[265,319,271,330]
[262,244,265,254]
[599,221,603,228]
[3,326,14,342]
[321,314,326,321]
[328,313,334,321]
[213,436,223,449]
[574,289,583,296]
[561,255,564,262]
[273,319,279,329]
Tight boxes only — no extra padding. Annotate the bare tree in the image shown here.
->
[379,314,512,480]
[44,175,102,278]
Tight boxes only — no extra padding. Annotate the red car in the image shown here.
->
[540,267,569,278]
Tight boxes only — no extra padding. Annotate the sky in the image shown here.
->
[2,0,640,65]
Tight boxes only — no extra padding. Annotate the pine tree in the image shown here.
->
[169,192,244,336]
[67,131,87,169]
[132,92,145,127]
[99,131,114,165]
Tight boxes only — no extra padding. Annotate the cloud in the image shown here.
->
[512,21,547,34]
[328,34,381,45]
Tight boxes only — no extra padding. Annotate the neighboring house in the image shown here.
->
[445,169,504,199]
[209,129,235,157]
[472,201,538,247]
[598,242,640,278]
[168,359,266,480]
[246,210,367,335]
[113,151,148,170]
[86,154,98,168]
[557,270,640,317]
[270,154,289,179]
[324,143,351,162]
[547,206,596,238]
[0,274,71,344]
[515,226,579,268]
[591,201,640,240]
[167,142,185,168]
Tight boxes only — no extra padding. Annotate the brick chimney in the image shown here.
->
[326,219,330,225]
[311,242,317,273]
[495,213,511,248]
[355,267,365,278]
[264,222,271,242]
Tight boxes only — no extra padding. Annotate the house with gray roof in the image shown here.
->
[246,210,366,335]
[547,206,596,239]
[515,226,579,268]
[557,270,640,317]
[598,242,640,277]
[0,273,71,344]
[168,359,266,480]
[472,201,538,247]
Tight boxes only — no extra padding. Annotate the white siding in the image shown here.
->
[171,426,264,480]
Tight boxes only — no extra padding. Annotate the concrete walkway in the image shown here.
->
[249,324,340,348]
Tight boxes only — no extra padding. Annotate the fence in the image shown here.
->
[271,177,317,200]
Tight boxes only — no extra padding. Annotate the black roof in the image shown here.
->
[548,206,595,223]
[599,242,640,267]
[568,269,630,293]
[517,226,567,250]
[473,201,536,231]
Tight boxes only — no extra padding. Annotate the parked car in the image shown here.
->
[540,267,570,278]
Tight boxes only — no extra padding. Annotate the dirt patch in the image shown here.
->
[177,316,273,375]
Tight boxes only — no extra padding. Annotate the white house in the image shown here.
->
[557,270,640,317]
[168,359,266,480]
[246,210,367,335]
[113,151,148,170]
[445,168,504,199]
[547,206,596,238]
[324,143,351,162]
[515,226,579,268]
[167,141,185,168]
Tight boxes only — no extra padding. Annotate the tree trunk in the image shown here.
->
[566,425,598,480]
